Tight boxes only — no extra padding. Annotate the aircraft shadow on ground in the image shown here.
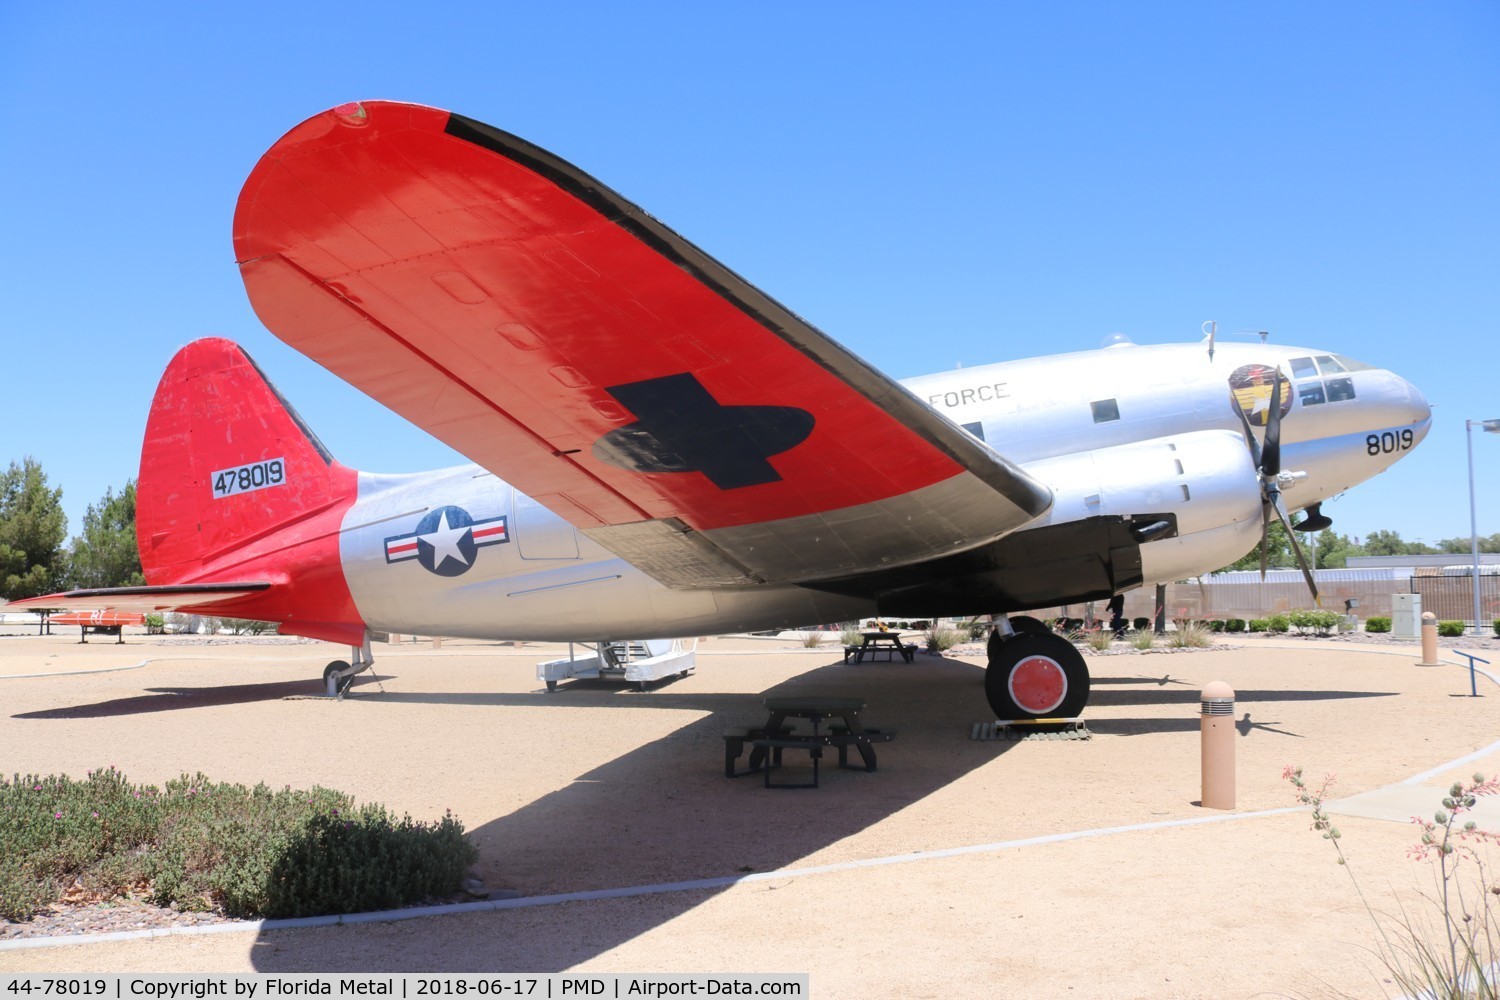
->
[233,657,1400,972]
[10,678,352,718]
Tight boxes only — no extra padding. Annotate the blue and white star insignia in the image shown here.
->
[384,505,509,576]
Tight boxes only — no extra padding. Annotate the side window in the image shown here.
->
[1326,377,1356,402]
[961,420,985,442]
[1091,399,1120,423]
[1290,356,1318,379]
[1299,383,1326,406]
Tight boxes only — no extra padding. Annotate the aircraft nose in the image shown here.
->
[1401,373,1432,428]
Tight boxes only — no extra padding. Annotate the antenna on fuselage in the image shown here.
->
[1202,320,1217,362]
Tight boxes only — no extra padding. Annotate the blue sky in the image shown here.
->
[3,2,1497,549]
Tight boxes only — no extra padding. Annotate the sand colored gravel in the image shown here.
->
[3,629,1499,997]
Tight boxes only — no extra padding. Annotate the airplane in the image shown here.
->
[7,100,1432,722]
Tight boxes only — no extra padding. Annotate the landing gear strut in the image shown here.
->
[984,616,1090,720]
[324,633,374,698]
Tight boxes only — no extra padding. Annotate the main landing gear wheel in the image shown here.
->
[984,632,1090,721]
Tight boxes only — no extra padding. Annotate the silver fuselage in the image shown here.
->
[337,342,1430,640]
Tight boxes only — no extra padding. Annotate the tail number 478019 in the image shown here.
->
[212,458,287,498]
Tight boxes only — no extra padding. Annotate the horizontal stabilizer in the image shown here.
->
[6,583,272,613]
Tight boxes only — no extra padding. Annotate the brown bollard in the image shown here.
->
[1200,681,1236,810]
[1418,612,1441,666]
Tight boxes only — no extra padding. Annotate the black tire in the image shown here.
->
[984,615,1051,664]
[1009,615,1049,635]
[323,660,351,697]
[984,633,1090,720]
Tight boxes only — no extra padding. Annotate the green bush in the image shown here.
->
[1364,616,1392,633]
[1438,620,1466,638]
[1224,618,1246,633]
[925,627,963,652]
[144,613,165,635]
[1288,609,1341,636]
[1132,617,1151,632]
[1205,619,1226,633]
[0,769,475,921]
[1266,613,1291,634]
[1247,618,1269,632]
[1493,619,1499,637]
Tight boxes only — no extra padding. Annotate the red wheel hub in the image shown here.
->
[1009,655,1067,715]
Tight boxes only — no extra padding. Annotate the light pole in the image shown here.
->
[1467,418,1500,635]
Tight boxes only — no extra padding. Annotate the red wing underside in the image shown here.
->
[234,101,1050,586]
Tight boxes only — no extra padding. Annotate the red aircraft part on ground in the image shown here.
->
[47,611,146,627]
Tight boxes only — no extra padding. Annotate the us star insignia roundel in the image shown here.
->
[384,505,509,576]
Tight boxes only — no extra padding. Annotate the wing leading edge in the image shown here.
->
[234,101,1051,587]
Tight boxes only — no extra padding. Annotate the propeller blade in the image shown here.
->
[1258,502,1271,580]
[1262,367,1285,477]
[1272,498,1320,604]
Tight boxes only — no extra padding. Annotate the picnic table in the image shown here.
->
[724,695,896,788]
[844,631,916,664]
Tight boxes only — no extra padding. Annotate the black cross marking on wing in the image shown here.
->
[592,372,815,490]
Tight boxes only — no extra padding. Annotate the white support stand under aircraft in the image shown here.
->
[9,101,1431,722]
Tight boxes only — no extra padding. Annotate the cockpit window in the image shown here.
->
[1288,354,1362,407]
[1290,356,1318,379]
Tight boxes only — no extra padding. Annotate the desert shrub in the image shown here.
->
[1438,620,1466,638]
[0,768,474,921]
[925,627,963,652]
[799,631,828,648]
[144,613,165,635]
[1168,620,1214,648]
[1223,618,1246,633]
[1081,627,1113,652]
[1364,616,1391,633]
[1493,618,1500,637]
[1247,618,1269,632]
[1204,619,1226,633]
[1128,627,1155,650]
[1266,613,1291,634]
[840,626,863,646]
[219,618,276,636]
[965,619,990,640]
[1285,767,1500,998]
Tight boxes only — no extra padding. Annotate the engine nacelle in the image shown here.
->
[1022,429,1265,583]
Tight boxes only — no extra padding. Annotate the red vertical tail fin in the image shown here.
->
[136,338,364,643]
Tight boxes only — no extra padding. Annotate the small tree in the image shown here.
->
[63,481,144,590]
[0,457,67,600]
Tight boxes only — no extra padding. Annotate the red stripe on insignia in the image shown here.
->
[387,541,418,555]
